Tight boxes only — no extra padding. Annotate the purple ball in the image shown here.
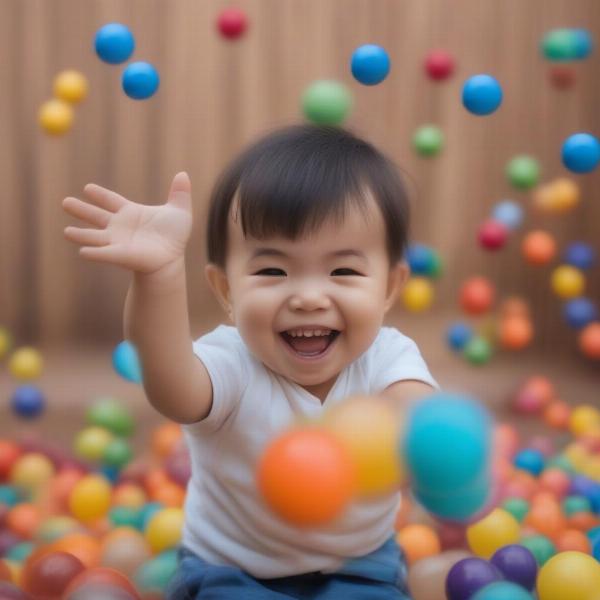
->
[446,557,504,600]
[165,449,191,486]
[0,582,35,600]
[571,475,600,501]
[490,544,538,591]
[0,529,22,555]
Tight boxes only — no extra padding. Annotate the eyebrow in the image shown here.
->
[250,247,367,260]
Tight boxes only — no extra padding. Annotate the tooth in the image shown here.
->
[303,330,314,337]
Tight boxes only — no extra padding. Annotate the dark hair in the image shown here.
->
[206,124,410,267]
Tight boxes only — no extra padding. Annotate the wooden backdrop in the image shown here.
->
[1,0,599,350]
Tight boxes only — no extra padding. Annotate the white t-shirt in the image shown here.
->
[182,324,438,578]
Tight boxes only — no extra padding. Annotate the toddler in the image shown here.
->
[63,124,438,599]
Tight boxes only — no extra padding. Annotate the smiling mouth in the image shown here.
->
[280,330,340,357]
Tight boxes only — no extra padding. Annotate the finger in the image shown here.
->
[167,172,192,212]
[63,197,111,228]
[83,183,129,212]
[64,226,109,247]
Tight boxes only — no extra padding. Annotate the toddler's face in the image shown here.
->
[205,195,407,401]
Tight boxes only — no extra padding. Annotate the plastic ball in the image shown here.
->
[216,7,248,39]
[550,177,580,212]
[520,535,556,566]
[514,449,545,476]
[472,581,534,600]
[478,220,508,251]
[562,133,600,173]
[402,277,434,312]
[563,495,592,516]
[100,528,150,577]
[94,23,135,64]
[132,549,177,595]
[563,298,598,330]
[447,322,473,351]
[0,442,22,480]
[22,551,85,600]
[53,70,89,104]
[464,337,493,365]
[112,341,142,384]
[87,398,134,437]
[10,453,55,492]
[74,427,114,462]
[145,508,184,553]
[522,230,557,265]
[406,244,436,275]
[8,348,43,381]
[541,29,579,61]
[122,62,159,100]
[564,242,595,270]
[506,155,541,189]
[151,423,182,457]
[10,386,45,419]
[102,438,133,469]
[445,557,503,600]
[579,322,600,360]
[396,524,441,565]
[424,49,455,81]
[257,427,356,526]
[350,44,390,85]
[571,29,594,59]
[466,508,520,558]
[543,401,572,429]
[68,475,112,523]
[323,396,405,496]
[462,74,503,115]
[62,567,140,599]
[492,200,523,230]
[412,125,444,156]
[502,497,530,522]
[460,277,495,315]
[539,468,571,498]
[549,65,576,89]
[38,99,74,135]
[500,297,530,320]
[569,405,600,437]
[499,317,533,350]
[551,265,585,299]
[301,80,352,125]
[537,551,600,600]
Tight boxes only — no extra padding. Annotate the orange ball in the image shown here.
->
[539,468,571,499]
[50,533,101,568]
[579,322,600,360]
[500,296,530,320]
[396,524,441,565]
[6,503,42,539]
[150,482,185,507]
[0,440,22,479]
[499,316,533,350]
[144,468,170,495]
[459,277,495,315]
[567,511,600,532]
[112,483,147,509]
[556,529,591,553]
[151,422,182,458]
[522,230,557,265]
[48,468,84,512]
[543,400,571,430]
[523,376,555,403]
[0,560,12,583]
[257,427,356,527]
[524,501,566,540]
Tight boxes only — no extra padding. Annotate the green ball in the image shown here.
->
[520,534,556,566]
[428,252,444,278]
[502,497,530,522]
[412,125,444,156]
[134,549,178,593]
[302,80,352,126]
[562,494,592,516]
[5,541,34,562]
[102,437,133,468]
[506,155,541,190]
[541,29,578,61]
[87,397,135,437]
[463,336,493,365]
[109,506,142,529]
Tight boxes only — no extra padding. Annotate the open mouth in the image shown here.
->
[279,330,340,359]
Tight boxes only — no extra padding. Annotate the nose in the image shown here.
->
[288,285,332,312]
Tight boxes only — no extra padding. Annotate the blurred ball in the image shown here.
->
[499,317,533,350]
[10,386,45,419]
[520,535,556,566]
[462,74,503,115]
[579,322,600,360]
[472,582,534,600]
[133,549,177,595]
[0,327,12,359]
[460,277,495,315]
[112,341,142,384]
[571,29,594,59]
[62,567,139,599]
[406,244,436,276]
[549,65,576,89]
[492,200,523,230]
[151,423,182,458]
[466,508,520,558]
[537,551,600,600]
[22,551,85,600]
[563,242,595,270]
[100,528,150,576]
[563,298,598,330]
[569,405,600,437]
[551,265,585,299]
[69,475,112,523]
[122,62,160,100]
[38,100,74,135]
[447,322,473,351]
[500,296,530,320]
[562,133,600,173]
[464,337,493,365]
[301,80,352,125]
[478,220,508,251]
[412,125,444,156]
[94,23,135,64]
[145,508,184,553]
[402,277,434,312]
[541,29,579,61]
[446,557,503,600]
[396,524,441,565]
[350,44,390,85]
[53,70,89,104]
[522,230,557,265]
[74,427,114,462]
[0,441,22,480]
[216,7,248,39]
[424,49,455,81]
[8,348,43,381]
[514,448,545,476]
[88,398,134,437]
[506,155,541,189]
[10,453,55,492]
[102,439,132,469]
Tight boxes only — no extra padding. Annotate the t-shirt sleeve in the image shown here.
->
[369,327,439,395]
[185,326,247,434]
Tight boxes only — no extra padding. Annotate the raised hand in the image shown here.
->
[63,172,193,274]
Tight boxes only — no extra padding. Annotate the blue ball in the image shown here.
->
[95,23,135,64]
[11,385,45,419]
[350,45,390,85]
[490,545,538,591]
[0,485,20,507]
[472,581,535,600]
[112,340,143,383]
[139,502,164,530]
[514,448,545,476]
[407,244,435,275]
[562,133,600,173]
[563,297,599,330]
[563,242,596,270]
[447,322,474,351]
[122,62,160,100]
[492,200,524,230]
[572,29,594,59]
[462,74,503,115]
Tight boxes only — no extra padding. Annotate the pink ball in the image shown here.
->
[424,50,455,80]
[478,219,508,251]
[528,435,555,458]
[216,8,248,39]
[538,468,571,499]
[493,424,520,459]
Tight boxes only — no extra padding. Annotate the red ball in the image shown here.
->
[549,65,576,90]
[22,551,85,600]
[216,7,248,39]
[478,219,508,251]
[62,568,140,600]
[424,50,455,81]
[459,276,495,315]
[0,441,22,480]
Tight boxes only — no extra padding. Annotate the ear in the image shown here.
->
[205,263,234,322]
[384,261,410,313]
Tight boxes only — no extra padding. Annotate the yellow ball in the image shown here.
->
[402,277,434,312]
[8,347,43,381]
[38,99,74,135]
[537,551,600,600]
[74,426,114,461]
[69,474,112,523]
[10,452,55,492]
[569,405,600,437]
[466,508,520,558]
[53,69,89,104]
[550,178,580,213]
[145,507,184,553]
[0,327,13,360]
[551,265,585,299]
[323,396,405,496]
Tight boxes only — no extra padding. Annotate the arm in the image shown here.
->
[64,173,212,424]
[379,379,436,423]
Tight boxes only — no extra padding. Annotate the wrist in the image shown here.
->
[133,257,187,293]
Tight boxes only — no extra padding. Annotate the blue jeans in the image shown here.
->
[165,537,411,599]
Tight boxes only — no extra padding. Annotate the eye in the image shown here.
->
[331,268,361,276]
[255,268,287,276]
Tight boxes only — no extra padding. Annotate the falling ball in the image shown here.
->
[462,74,503,115]
[492,200,523,231]
[8,347,43,381]
[350,44,390,85]
[301,80,352,125]
[53,70,89,104]
[11,386,46,419]
[112,341,142,384]
[506,155,541,189]
[424,49,455,81]
[521,230,557,265]
[216,7,248,39]
[551,265,585,299]
[122,62,160,100]
[478,220,508,251]
[561,133,600,173]
[94,23,135,64]
[38,99,74,135]
[402,277,434,312]
[412,125,444,156]
[460,277,495,315]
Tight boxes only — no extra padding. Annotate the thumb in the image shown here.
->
[167,172,192,211]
